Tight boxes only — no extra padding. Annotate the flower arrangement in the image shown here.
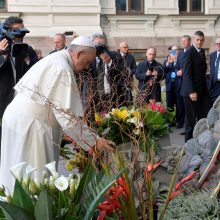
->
[0,161,123,220]
[94,100,174,149]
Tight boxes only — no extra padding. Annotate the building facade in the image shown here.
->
[0,0,219,59]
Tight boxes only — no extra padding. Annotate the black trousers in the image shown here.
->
[166,82,185,127]
[183,95,211,142]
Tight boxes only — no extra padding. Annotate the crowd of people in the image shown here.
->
[0,16,220,190]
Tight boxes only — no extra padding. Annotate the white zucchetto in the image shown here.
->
[70,36,95,48]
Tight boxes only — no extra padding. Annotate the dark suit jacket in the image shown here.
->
[121,53,137,75]
[82,50,126,111]
[180,45,209,98]
[209,51,220,100]
[0,46,38,118]
[135,59,163,101]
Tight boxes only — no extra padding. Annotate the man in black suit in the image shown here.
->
[209,37,220,104]
[82,33,126,117]
[49,33,66,54]
[135,47,164,105]
[180,31,211,142]
[119,41,137,104]
[174,35,192,131]
[0,16,38,147]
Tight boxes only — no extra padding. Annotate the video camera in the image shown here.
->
[0,23,29,57]
[95,44,108,57]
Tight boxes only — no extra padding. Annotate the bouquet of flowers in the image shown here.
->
[94,100,174,150]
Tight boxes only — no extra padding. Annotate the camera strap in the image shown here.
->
[9,54,17,85]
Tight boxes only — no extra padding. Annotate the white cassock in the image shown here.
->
[0,49,97,192]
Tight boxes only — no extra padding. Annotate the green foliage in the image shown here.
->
[0,164,123,220]
[12,180,34,216]
[80,169,124,220]
[34,189,54,220]
[163,190,220,220]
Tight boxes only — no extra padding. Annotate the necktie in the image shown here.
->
[97,59,105,96]
[215,54,220,81]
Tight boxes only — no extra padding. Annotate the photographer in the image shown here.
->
[0,16,38,147]
[82,33,126,116]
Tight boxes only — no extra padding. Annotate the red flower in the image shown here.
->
[97,176,130,219]
[149,99,166,114]
[168,189,183,201]
[175,170,198,190]
[169,170,198,202]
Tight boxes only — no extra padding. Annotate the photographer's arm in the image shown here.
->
[0,39,9,67]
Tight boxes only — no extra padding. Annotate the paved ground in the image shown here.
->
[169,126,185,147]
[58,127,186,176]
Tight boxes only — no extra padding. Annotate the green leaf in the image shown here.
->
[64,216,81,220]
[12,179,34,216]
[0,201,34,220]
[74,164,95,204]
[146,111,164,125]
[80,170,124,220]
[34,189,54,220]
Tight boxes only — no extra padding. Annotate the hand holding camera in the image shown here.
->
[100,53,111,65]
[0,38,9,55]
[168,49,177,63]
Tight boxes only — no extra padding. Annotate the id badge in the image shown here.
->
[171,71,176,79]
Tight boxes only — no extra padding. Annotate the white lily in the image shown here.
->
[23,165,37,183]
[9,162,28,182]
[34,178,40,189]
[49,175,56,190]
[68,173,73,183]
[55,176,69,191]
[45,161,59,178]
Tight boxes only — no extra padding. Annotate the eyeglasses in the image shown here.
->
[216,43,220,45]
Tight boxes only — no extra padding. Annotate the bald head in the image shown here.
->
[146,47,156,62]
[119,41,129,54]
[53,33,66,50]
[215,37,220,52]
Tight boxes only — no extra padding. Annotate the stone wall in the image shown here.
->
[179,97,220,189]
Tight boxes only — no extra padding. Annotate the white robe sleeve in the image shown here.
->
[53,109,99,151]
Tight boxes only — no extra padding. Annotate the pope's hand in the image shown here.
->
[95,138,115,152]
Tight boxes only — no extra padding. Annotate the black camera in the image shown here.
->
[95,44,108,57]
[149,67,154,72]
[0,23,29,57]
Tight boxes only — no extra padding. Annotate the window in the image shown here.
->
[116,0,144,14]
[0,0,5,9]
[179,0,204,14]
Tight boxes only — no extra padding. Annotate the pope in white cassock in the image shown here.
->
[0,36,114,191]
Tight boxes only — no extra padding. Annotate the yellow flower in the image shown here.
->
[95,113,102,125]
[115,109,129,121]
[133,111,140,119]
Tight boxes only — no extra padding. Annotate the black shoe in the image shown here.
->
[169,122,176,127]
[180,131,185,135]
